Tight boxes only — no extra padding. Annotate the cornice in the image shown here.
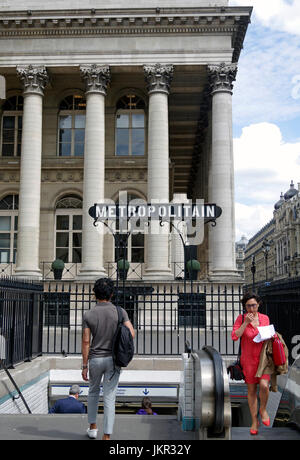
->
[0,11,250,35]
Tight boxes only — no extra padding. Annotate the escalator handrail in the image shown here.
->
[202,346,224,434]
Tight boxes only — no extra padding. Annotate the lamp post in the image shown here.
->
[262,239,271,284]
[251,255,256,292]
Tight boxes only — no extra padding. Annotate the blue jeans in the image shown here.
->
[88,356,120,435]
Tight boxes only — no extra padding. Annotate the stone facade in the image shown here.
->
[244,182,300,288]
[0,1,252,282]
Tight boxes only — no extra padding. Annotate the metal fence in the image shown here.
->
[258,279,300,364]
[0,277,44,368]
[42,282,244,357]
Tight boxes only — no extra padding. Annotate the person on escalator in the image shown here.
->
[232,293,271,436]
[136,397,157,415]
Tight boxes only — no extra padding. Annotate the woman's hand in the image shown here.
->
[245,313,255,324]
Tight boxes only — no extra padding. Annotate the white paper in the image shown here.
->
[253,324,275,343]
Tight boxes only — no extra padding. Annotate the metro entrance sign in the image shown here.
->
[89,202,222,227]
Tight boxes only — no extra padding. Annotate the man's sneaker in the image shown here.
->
[87,428,98,439]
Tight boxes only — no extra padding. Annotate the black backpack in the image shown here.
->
[111,305,134,368]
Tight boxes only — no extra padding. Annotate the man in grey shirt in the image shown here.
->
[82,277,134,440]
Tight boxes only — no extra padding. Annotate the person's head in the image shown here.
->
[93,277,114,301]
[141,397,152,410]
[241,292,262,314]
[69,384,81,399]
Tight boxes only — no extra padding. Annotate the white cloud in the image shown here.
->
[232,27,300,127]
[235,202,273,241]
[229,0,300,35]
[234,122,300,239]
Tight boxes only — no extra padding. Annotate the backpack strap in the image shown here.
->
[109,305,123,381]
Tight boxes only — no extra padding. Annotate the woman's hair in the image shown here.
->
[241,292,262,308]
[141,397,152,409]
[93,277,114,301]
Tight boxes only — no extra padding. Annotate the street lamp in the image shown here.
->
[262,239,271,283]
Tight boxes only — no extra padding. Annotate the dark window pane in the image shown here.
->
[132,233,144,247]
[14,216,18,230]
[56,232,69,247]
[56,248,68,263]
[72,233,82,247]
[131,247,144,263]
[2,144,14,156]
[56,215,69,230]
[0,234,10,248]
[73,215,82,230]
[72,247,82,263]
[3,116,15,129]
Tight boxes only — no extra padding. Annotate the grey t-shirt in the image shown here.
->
[82,302,129,359]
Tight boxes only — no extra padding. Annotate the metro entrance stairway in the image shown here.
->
[0,349,300,440]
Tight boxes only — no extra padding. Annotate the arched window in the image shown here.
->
[1,95,23,157]
[115,193,144,263]
[0,194,18,263]
[115,94,146,156]
[55,195,82,263]
[58,94,86,157]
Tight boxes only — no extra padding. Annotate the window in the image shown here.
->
[115,94,145,156]
[58,95,86,157]
[114,193,144,263]
[55,195,82,262]
[0,194,18,263]
[1,96,23,157]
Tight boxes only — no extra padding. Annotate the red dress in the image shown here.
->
[232,312,271,384]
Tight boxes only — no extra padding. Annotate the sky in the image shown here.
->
[228,0,300,242]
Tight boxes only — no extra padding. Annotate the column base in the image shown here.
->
[14,268,42,281]
[143,268,174,281]
[208,269,242,283]
[76,268,107,282]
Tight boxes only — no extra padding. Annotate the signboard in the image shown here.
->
[50,384,178,400]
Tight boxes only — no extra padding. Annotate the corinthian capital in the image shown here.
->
[144,64,174,95]
[17,65,49,96]
[80,64,111,96]
[208,62,238,95]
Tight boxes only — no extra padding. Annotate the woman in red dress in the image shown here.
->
[232,293,271,435]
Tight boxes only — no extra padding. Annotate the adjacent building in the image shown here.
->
[244,181,300,288]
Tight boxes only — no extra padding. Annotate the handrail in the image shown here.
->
[202,346,225,434]
[0,359,32,414]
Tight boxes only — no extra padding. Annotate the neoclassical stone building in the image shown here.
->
[0,0,252,282]
[244,181,300,288]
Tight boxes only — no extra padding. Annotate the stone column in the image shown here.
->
[15,65,49,279]
[208,63,240,281]
[77,64,111,280]
[143,64,174,280]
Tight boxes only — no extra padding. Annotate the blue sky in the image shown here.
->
[229,0,300,240]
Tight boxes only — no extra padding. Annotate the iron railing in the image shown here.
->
[0,277,44,368]
[42,282,244,357]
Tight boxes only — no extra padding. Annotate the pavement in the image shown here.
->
[0,414,300,441]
